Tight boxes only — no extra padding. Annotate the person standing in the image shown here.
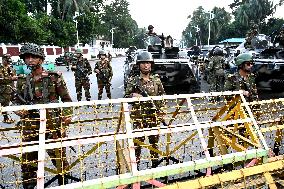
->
[94,50,113,100]
[15,43,73,188]
[71,48,92,101]
[224,53,258,102]
[124,51,165,168]
[0,54,17,123]
[208,47,226,93]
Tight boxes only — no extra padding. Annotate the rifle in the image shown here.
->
[134,78,167,126]
[9,85,77,152]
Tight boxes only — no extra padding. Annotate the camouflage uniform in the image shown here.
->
[274,29,284,48]
[17,43,73,188]
[245,24,259,49]
[224,72,258,102]
[95,59,113,99]
[124,73,165,167]
[208,56,226,92]
[72,56,92,101]
[0,54,16,123]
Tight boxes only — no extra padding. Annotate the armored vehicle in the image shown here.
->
[235,34,284,92]
[124,35,200,94]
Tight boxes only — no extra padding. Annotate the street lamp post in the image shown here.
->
[74,11,80,48]
[194,25,200,46]
[207,11,215,47]
[110,27,116,48]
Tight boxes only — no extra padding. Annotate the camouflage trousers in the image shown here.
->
[0,93,12,119]
[209,70,225,92]
[97,80,111,100]
[21,119,69,188]
[131,109,160,167]
[75,78,91,101]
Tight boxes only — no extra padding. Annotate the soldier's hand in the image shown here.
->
[62,115,72,125]
[243,90,250,97]
[15,110,29,117]
[12,76,18,81]
[131,93,142,97]
[95,69,100,74]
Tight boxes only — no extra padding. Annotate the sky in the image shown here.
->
[128,0,284,41]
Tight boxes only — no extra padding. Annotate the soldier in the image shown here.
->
[94,50,113,100]
[124,51,165,168]
[0,54,17,123]
[147,25,157,36]
[208,47,226,93]
[15,43,72,188]
[107,51,112,62]
[244,23,259,49]
[224,53,258,102]
[71,48,92,101]
[273,24,284,48]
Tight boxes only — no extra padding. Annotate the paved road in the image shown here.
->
[56,57,126,101]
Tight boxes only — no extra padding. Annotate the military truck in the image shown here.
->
[234,34,284,92]
[124,35,200,94]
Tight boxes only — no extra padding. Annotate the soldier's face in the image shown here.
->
[243,61,254,72]
[24,54,43,66]
[100,54,106,59]
[139,62,152,74]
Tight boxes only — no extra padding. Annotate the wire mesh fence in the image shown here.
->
[0,91,283,188]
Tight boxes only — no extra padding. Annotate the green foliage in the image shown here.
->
[182,6,231,47]
[101,0,139,48]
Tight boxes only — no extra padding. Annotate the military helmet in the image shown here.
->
[19,43,45,59]
[213,47,223,56]
[99,50,106,55]
[75,48,83,54]
[136,51,154,64]
[148,25,154,30]
[235,53,253,66]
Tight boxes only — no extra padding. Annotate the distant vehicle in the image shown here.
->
[233,34,284,92]
[55,52,74,66]
[124,35,200,94]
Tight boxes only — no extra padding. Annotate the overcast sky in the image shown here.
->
[128,0,284,40]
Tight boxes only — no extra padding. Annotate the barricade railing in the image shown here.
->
[0,91,283,188]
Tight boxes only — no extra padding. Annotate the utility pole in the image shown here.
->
[73,11,80,48]
[194,25,200,46]
[207,11,215,47]
[110,28,117,48]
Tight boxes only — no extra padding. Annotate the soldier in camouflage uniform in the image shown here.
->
[244,23,259,49]
[71,48,92,101]
[273,24,284,48]
[208,47,226,93]
[94,50,113,100]
[16,43,72,188]
[224,53,258,102]
[0,54,17,123]
[124,51,165,168]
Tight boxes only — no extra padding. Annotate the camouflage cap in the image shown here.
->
[235,53,253,66]
[19,43,45,59]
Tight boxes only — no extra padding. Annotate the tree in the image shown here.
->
[0,0,30,43]
[101,0,138,48]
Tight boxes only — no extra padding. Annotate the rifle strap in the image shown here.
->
[24,74,34,101]
[42,76,49,103]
